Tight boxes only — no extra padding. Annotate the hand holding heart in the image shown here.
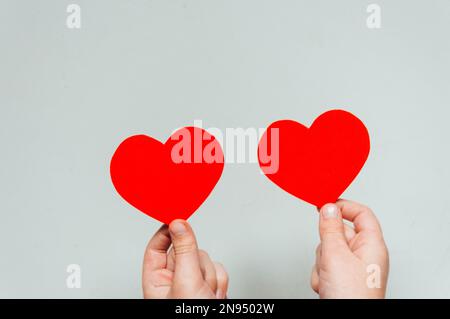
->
[143,219,229,299]
[114,109,388,299]
[142,199,389,299]
[311,200,389,299]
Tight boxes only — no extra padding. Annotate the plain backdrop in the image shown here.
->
[1,0,450,298]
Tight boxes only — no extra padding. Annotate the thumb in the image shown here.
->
[319,204,350,252]
[168,219,203,286]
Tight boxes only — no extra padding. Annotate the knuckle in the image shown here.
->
[325,228,342,235]
[321,225,344,236]
[310,272,319,293]
[310,280,318,293]
[361,205,373,214]
[315,244,321,255]
[219,270,228,282]
[173,242,196,255]
[198,249,209,259]
[215,263,228,282]
[217,274,228,289]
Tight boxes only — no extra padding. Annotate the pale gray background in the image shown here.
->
[1,0,450,298]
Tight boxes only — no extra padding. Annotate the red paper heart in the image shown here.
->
[110,127,224,224]
[258,110,370,208]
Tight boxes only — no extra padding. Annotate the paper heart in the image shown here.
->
[258,110,370,208]
[110,127,224,224]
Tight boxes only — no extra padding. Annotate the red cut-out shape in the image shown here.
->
[258,110,370,208]
[110,127,224,224]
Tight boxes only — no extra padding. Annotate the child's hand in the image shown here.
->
[142,220,229,299]
[311,199,389,298]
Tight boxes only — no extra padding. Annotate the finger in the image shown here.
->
[166,247,176,271]
[143,225,171,271]
[318,207,355,242]
[310,266,319,294]
[319,203,350,253]
[168,219,203,286]
[214,262,229,299]
[336,199,382,234]
[311,244,321,294]
[344,223,356,242]
[315,244,322,271]
[198,250,217,293]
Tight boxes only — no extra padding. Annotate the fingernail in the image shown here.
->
[216,290,224,299]
[322,204,338,219]
[170,220,187,236]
